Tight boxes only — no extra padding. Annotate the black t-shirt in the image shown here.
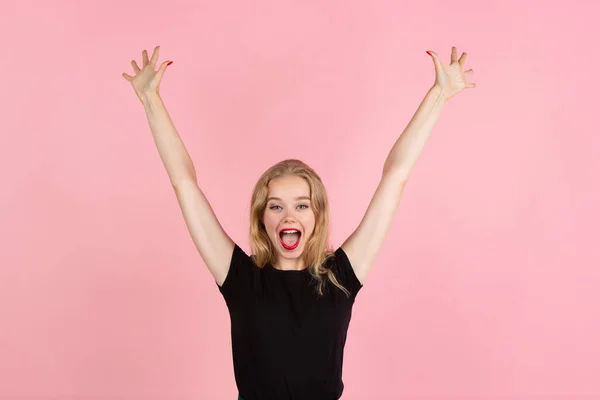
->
[217,243,363,400]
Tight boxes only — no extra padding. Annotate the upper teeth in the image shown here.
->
[282,229,299,233]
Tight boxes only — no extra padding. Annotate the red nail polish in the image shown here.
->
[167,61,173,65]
[426,51,432,56]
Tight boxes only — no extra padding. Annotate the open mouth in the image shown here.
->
[279,228,302,250]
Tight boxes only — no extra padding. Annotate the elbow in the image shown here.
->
[381,164,410,184]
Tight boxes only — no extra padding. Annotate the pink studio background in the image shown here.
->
[1,1,599,399]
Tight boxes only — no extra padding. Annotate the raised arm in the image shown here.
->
[341,46,476,284]
[123,46,234,286]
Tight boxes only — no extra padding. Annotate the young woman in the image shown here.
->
[123,45,475,400]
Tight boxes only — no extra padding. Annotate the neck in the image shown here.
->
[273,256,306,271]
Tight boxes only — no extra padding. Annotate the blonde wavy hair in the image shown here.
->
[249,159,349,296]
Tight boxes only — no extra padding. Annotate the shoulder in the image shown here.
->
[217,243,259,299]
[327,246,352,272]
[326,246,363,297]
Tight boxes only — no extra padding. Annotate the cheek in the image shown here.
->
[262,213,279,233]
[302,212,316,234]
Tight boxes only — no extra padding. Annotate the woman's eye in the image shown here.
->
[269,205,309,210]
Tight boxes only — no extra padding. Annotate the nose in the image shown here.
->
[282,210,297,223]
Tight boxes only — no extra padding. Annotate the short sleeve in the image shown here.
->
[332,247,363,300]
[217,243,254,302]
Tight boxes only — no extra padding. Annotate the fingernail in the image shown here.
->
[167,61,173,65]
[426,51,432,56]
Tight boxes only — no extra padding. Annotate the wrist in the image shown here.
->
[430,84,447,102]
[141,91,162,108]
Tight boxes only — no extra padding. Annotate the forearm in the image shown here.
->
[141,92,197,187]
[382,84,446,181]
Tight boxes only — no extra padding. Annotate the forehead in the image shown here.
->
[267,175,310,198]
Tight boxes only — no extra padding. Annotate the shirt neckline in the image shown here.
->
[266,265,310,273]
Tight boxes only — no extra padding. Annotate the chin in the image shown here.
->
[280,246,304,258]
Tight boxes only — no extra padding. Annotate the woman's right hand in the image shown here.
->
[122,46,172,104]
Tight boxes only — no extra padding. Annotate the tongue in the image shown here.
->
[282,232,300,245]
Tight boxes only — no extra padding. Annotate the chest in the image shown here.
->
[233,272,352,339]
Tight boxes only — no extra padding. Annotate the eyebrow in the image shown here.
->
[267,196,311,202]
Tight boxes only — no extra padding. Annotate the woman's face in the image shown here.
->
[263,174,316,264]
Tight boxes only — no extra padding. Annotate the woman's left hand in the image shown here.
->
[426,46,475,100]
